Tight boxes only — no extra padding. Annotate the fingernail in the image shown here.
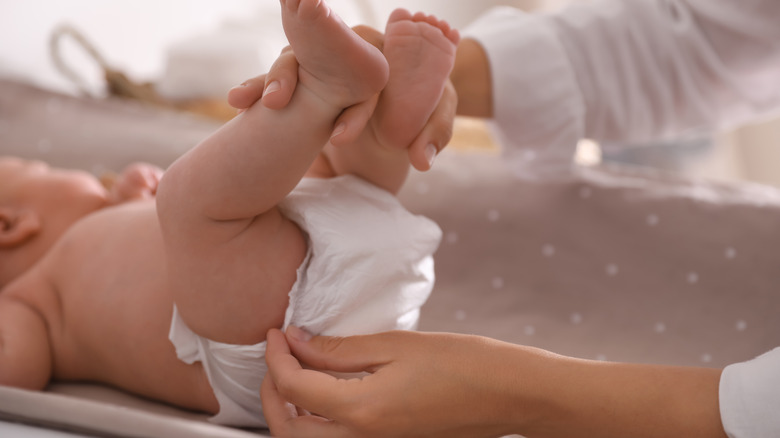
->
[330,123,346,140]
[263,81,281,98]
[287,325,313,342]
[425,143,438,167]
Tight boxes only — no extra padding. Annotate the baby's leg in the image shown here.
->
[280,0,389,110]
[158,0,393,346]
[372,9,460,150]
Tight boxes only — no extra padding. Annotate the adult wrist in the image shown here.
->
[512,354,727,438]
[451,38,493,118]
[473,341,564,436]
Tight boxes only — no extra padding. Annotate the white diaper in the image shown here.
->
[168,175,441,427]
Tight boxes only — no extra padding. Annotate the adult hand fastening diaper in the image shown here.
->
[169,175,442,427]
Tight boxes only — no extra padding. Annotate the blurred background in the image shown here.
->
[1,0,778,186]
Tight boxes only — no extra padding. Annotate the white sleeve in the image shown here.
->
[720,348,780,438]
[464,0,780,176]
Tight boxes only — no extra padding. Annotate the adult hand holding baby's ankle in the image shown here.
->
[227,47,297,113]
[228,24,456,172]
[228,26,383,147]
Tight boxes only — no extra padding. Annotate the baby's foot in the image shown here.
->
[280,0,389,109]
[373,9,460,149]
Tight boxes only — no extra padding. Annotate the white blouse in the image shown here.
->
[464,1,780,436]
[465,0,780,177]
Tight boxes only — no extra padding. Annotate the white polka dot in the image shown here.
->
[736,320,748,332]
[700,353,713,364]
[725,247,737,260]
[687,272,699,284]
[654,322,666,334]
[570,313,583,325]
[37,138,52,153]
[445,231,459,244]
[542,244,556,257]
[606,263,619,276]
[487,209,500,222]
[415,182,430,195]
[579,186,592,199]
[491,277,504,290]
[454,310,467,321]
[524,325,536,336]
[646,214,659,226]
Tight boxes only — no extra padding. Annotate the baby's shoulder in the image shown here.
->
[0,285,54,389]
[0,265,59,332]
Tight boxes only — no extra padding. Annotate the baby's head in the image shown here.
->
[0,157,109,287]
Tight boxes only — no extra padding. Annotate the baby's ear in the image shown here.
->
[0,207,41,248]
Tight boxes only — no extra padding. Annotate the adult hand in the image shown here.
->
[227,46,296,113]
[227,26,457,172]
[261,327,522,438]
[262,326,727,438]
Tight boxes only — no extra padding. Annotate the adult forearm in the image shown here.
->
[451,38,493,118]
[264,330,728,438]
[510,348,728,438]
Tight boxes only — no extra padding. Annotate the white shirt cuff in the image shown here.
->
[720,347,780,438]
[463,7,584,178]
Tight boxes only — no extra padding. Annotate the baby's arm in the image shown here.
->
[0,296,52,390]
[107,162,163,204]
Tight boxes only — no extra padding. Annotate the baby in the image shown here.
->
[0,0,458,428]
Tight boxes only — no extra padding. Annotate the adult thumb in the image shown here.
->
[285,326,395,374]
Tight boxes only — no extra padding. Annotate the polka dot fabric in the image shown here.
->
[400,153,780,368]
[0,79,218,171]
